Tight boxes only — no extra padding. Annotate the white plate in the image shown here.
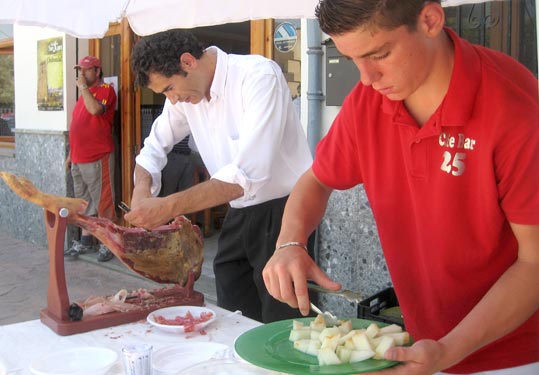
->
[29,347,118,375]
[147,306,216,334]
[176,358,283,375]
[152,342,229,375]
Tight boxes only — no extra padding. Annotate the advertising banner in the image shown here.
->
[37,37,64,111]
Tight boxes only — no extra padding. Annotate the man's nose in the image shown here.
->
[355,61,380,87]
[165,92,178,105]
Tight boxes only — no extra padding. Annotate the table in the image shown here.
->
[0,304,261,374]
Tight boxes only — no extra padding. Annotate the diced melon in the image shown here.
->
[289,327,311,341]
[294,339,321,356]
[319,327,341,342]
[293,339,310,353]
[349,349,375,363]
[320,334,341,351]
[374,336,395,359]
[310,314,327,332]
[338,330,357,344]
[370,336,383,347]
[317,348,342,366]
[338,320,353,334]
[351,331,374,351]
[380,331,410,345]
[308,340,322,356]
[379,324,403,335]
[365,323,381,339]
[289,312,411,367]
[343,338,356,350]
[336,346,352,363]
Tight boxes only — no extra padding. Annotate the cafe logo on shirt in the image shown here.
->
[438,132,477,177]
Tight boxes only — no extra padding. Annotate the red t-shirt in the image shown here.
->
[69,82,117,163]
[313,28,539,373]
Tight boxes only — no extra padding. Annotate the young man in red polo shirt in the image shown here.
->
[64,56,117,262]
[263,1,538,374]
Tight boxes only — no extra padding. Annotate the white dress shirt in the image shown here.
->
[136,47,312,208]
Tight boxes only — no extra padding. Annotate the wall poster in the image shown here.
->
[37,37,64,111]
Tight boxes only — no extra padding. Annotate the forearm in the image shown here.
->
[80,86,104,115]
[262,168,338,314]
[439,225,539,370]
[131,165,153,205]
[277,168,332,246]
[166,178,243,217]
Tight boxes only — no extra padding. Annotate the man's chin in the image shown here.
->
[384,92,405,101]
[189,97,203,105]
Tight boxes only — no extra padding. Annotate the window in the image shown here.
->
[445,0,537,76]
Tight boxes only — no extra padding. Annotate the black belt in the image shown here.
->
[170,149,191,155]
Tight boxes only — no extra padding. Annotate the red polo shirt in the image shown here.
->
[69,82,117,163]
[313,28,539,373]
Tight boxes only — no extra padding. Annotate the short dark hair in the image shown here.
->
[131,29,205,87]
[315,0,441,35]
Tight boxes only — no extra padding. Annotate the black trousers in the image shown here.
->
[214,196,316,323]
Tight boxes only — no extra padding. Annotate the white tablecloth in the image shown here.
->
[0,304,261,375]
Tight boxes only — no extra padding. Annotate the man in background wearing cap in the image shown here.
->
[64,56,117,262]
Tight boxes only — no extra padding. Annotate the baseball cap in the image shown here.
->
[74,56,101,69]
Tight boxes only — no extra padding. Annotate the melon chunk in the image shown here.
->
[318,348,342,366]
[289,314,410,367]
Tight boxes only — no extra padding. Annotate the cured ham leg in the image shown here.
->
[0,171,204,285]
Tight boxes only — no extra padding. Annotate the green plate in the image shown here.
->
[235,317,402,375]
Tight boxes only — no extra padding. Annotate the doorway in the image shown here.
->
[97,34,122,214]
[89,20,136,223]
[138,21,251,141]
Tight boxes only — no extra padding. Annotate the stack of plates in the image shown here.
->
[29,347,118,375]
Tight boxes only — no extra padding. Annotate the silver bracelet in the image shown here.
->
[276,241,308,251]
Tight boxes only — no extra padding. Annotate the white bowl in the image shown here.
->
[147,306,216,334]
[29,347,118,375]
[153,342,229,375]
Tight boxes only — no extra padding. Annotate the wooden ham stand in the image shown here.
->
[39,208,204,336]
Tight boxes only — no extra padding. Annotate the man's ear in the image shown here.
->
[180,52,197,71]
[418,2,445,37]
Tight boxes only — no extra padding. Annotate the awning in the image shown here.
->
[0,0,503,39]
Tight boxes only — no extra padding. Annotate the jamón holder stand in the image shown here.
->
[39,207,204,336]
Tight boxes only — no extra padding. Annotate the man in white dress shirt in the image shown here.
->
[127,29,313,323]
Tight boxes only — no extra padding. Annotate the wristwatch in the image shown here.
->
[80,84,88,89]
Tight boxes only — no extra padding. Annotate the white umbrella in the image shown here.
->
[0,0,319,38]
[0,0,125,38]
[126,0,319,36]
[0,0,501,39]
